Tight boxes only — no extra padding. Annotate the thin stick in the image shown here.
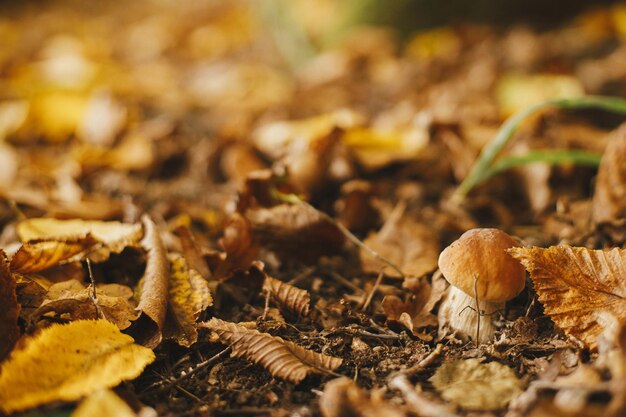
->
[473,274,480,348]
[328,271,365,294]
[361,271,384,311]
[402,344,443,377]
[85,259,102,320]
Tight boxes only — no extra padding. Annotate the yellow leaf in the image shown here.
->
[430,359,522,410]
[496,74,584,117]
[509,246,626,348]
[16,218,143,262]
[72,389,136,417]
[200,318,342,383]
[29,92,89,142]
[164,254,212,347]
[0,319,155,413]
[10,237,97,273]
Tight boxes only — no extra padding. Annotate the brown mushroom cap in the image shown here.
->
[438,228,525,302]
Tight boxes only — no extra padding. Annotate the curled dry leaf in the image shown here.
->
[31,280,139,330]
[0,319,155,414]
[246,203,345,264]
[10,236,97,273]
[0,250,19,360]
[16,218,143,262]
[72,389,137,417]
[509,246,626,348]
[320,377,406,417]
[592,124,626,225]
[361,205,439,278]
[163,254,213,347]
[129,215,169,348]
[430,359,522,411]
[200,318,342,383]
[263,275,311,317]
[174,225,211,280]
[215,213,260,278]
[381,280,438,341]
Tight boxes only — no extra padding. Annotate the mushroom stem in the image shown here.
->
[438,286,504,344]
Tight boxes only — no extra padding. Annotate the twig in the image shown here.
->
[389,374,459,417]
[85,259,102,320]
[361,271,384,312]
[328,271,365,294]
[473,274,480,348]
[401,344,443,377]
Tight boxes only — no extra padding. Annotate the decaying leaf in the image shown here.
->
[129,215,169,348]
[31,280,139,330]
[263,275,310,317]
[592,124,626,225]
[163,254,212,347]
[361,205,439,278]
[10,236,97,273]
[430,359,522,410]
[200,318,342,383]
[509,246,626,348]
[320,377,406,417]
[72,389,137,417]
[246,203,345,264]
[381,280,438,341]
[215,213,260,278]
[174,225,211,280]
[0,250,19,360]
[0,319,155,413]
[16,218,143,262]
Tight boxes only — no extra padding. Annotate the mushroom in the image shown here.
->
[437,228,525,344]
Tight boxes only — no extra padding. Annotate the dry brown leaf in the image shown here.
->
[263,275,311,317]
[361,205,439,278]
[246,203,345,264]
[163,254,212,347]
[16,218,143,262]
[0,319,155,414]
[215,213,260,278]
[381,292,438,341]
[0,250,19,360]
[174,225,211,280]
[319,377,406,417]
[31,280,139,330]
[128,215,169,348]
[218,261,267,308]
[509,245,626,348]
[10,236,97,273]
[592,124,626,225]
[200,318,342,383]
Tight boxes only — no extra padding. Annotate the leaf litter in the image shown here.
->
[3,1,626,416]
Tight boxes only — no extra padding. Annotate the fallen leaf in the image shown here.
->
[32,280,139,330]
[16,218,143,262]
[430,359,522,410]
[246,203,345,264]
[361,204,439,278]
[263,275,311,317]
[200,318,342,383]
[381,281,438,341]
[217,261,266,307]
[0,319,155,414]
[320,377,406,417]
[592,124,626,225]
[215,213,259,278]
[174,224,211,280]
[163,254,212,347]
[10,236,97,273]
[128,215,169,348]
[0,250,19,360]
[72,389,137,417]
[509,246,626,348]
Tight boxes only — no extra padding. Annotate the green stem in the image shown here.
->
[453,95,626,201]
[481,149,602,183]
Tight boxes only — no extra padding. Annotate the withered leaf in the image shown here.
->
[174,225,211,280]
[592,124,626,225]
[218,261,266,308]
[361,206,439,278]
[31,280,139,330]
[0,250,19,360]
[128,215,169,348]
[263,275,310,317]
[430,359,522,410]
[16,218,143,262]
[246,203,345,264]
[320,377,406,417]
[0,319,154,414]
[10,236,97,273]
[509,246,626,348]
[381,282,438,341]
[200,318,342,383]
[163,254,212,347]
[215,213,260,278]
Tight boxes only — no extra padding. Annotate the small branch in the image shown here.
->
[85,259,102,320]
[401,344,444,377]
[473,274,480,348]
[361,271,384,311]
